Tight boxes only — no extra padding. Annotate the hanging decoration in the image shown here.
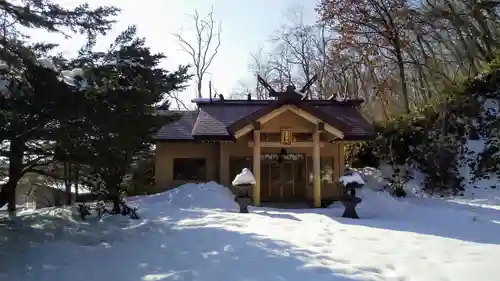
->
[261,153,304,161]
[280,128,293,145]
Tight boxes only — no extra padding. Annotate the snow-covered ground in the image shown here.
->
[1,176,500,281]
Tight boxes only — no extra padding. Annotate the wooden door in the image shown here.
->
[261,162,271,200]
[261,159,306,202]
[269,162,281,200]
[282,162,294,200]
[261,161,281,201]
[293,161,306,200]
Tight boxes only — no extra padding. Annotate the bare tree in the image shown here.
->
[248,47,276,99]
[266,5,335,99]
[230,80,252,99]
[173,8,221,99]
[169,91,190,110]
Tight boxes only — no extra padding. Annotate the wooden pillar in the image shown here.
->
[331,142,338,197]
[313,125,321,207]
[219,142,229,186]
[339,141,345,176]
[252,123,261,206]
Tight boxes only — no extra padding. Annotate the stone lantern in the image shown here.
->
[339,172,365,219]
[231,168,256,213]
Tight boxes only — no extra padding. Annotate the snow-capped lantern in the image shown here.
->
[340,172,365,195]
[231,168,255,213]
[339,171,364,219]
[232,168,256,186]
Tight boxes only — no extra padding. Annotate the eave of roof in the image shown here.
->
[226,95,352,135]
[155,96,374,141]
[193,98,365,107]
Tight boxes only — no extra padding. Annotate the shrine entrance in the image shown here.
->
[260,153,307,202]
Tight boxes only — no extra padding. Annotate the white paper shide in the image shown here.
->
[232,168,256,186]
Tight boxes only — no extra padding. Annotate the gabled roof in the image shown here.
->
[155,94,375,141]
[156,110,198,140]
[226,94,352,135]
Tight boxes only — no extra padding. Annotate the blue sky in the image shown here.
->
[27,0,318,104]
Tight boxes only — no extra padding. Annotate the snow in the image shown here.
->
[0,177,7,186]
[1,179,500,281]
[191,97,221,103]
[232,168,256,185]
[38,58,57,71]
[48,182,92,194]
[339,172,365,185]
[127,181,238,211]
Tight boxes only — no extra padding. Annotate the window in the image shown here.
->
[320,157,335,183]
[307,157,335,184]
[173,158,206,181]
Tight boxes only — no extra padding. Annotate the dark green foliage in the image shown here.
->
[346,142,379,169]
[58,26,191,209]
[0,59,77,210]
[351,58,500,195]
[0,0,119,214]
[0,1,194,216]
[0,0,119,35]
[125,152,155,195]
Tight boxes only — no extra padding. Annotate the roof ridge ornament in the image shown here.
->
[256,74,318,100]
[286,85,296,93]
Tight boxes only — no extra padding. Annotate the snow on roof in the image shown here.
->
[191,97,221,103]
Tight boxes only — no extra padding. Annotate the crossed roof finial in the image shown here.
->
[257,75,318,100]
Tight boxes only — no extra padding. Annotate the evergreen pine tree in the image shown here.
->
[0,0,119,215]
[61,26,191,211]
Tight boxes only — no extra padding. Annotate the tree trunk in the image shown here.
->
[197,79,202,98]
[4,139,24,217]
[74,165,79,201]
[64,161,72,205]
[395,45,410,114]
[105,178,122,214]
[3,179,17,217]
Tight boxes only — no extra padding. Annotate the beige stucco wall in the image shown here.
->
[261,110,316,133]
[155,142,220,190]
[156,139,346,200]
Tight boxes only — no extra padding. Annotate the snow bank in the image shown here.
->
[333,166,500,222]
[131,181,239,212]
[353,167,387,191]
[461,139,499,189]
[334,189,411,219]
[330,167,408,218]
[354,188,414,219]
[3,172,500,281]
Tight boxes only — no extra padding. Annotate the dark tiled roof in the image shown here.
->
[192,104,262,137]
[316,106,374,138]
[155,98,374,141]
[227,95,353,135]
[155,111,198,140]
